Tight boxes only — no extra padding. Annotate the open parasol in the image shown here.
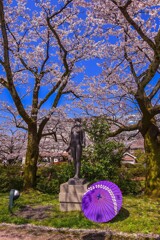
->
[81,180,122,223]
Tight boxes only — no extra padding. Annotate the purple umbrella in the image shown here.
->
[81,180,122,223]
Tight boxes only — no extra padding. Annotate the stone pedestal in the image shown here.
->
[59,179,89,211]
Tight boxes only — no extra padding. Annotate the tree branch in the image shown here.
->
[140,53,160,88]
[6,24,37,75]
[48,0,73,20]
[38,76,69,140]
[0,77,9,88]
[124,43,139,84]
[108,122,140,137]
[40,30,50,73]
[0,1,13,79]
[5,107,28,131]
[31,76,42,120]
[52,78,68,108]
[137,46,152,63]
[0,1,33,125]
[38,80,62,109]
[46,18,69,73]
[62,90,83,99]
[41,131,57,141]
[111,0,156,51]
[37,9,72,109]
[150,105,160,116]
[149,79,160,100]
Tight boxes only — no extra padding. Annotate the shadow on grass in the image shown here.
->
[14,205,53,220]
[81,208,129,240]
[110,207,130,223]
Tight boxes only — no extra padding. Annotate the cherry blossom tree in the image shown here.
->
[0,123,26,163]
[38,117,72,159]
[80,0,160,196]
[0,0,99,188]
[0,107,27,162]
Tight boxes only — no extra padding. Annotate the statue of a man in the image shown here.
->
[66,118,85,179]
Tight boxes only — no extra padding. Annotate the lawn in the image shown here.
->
[0,191,160,235]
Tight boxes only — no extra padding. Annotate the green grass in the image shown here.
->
[0,191,160,234]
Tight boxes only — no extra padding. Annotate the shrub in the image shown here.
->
[116,165,145,195]
[116,177,144,195]
[81,117,124,182]
[36,178,60,194]
[126,163,146,178]
[0,162,75,194]
[0,164,23,192]
[36,162,74,194]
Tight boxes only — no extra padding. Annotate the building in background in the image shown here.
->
[121,152,137,165]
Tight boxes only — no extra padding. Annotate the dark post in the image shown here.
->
[9,189,20,213]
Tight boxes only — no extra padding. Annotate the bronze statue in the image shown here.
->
[66,118,85,179]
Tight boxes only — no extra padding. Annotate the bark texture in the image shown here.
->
[24,127,39,189]
[144,127,160,197]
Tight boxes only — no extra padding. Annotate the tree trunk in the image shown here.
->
[23,126,39,189]
[144,128,160,197]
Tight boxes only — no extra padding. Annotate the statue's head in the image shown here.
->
[74,118,82,127]
[75,118,81,123]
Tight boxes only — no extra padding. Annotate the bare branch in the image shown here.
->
[62,90,83,99]
[141,53,160,88]
[124,0,132,9]
[48,0,73,20]
[38,80,62,109]
[0,77,9,88]
[52,78,68,108]
[137,46,152,63]
[41,131,57,141]
[40,30,50,73]
[18,56,37,75]
[0,58,4,65]
[150,105,160,116]
[149,79,160,100]
[127,130,140,140]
